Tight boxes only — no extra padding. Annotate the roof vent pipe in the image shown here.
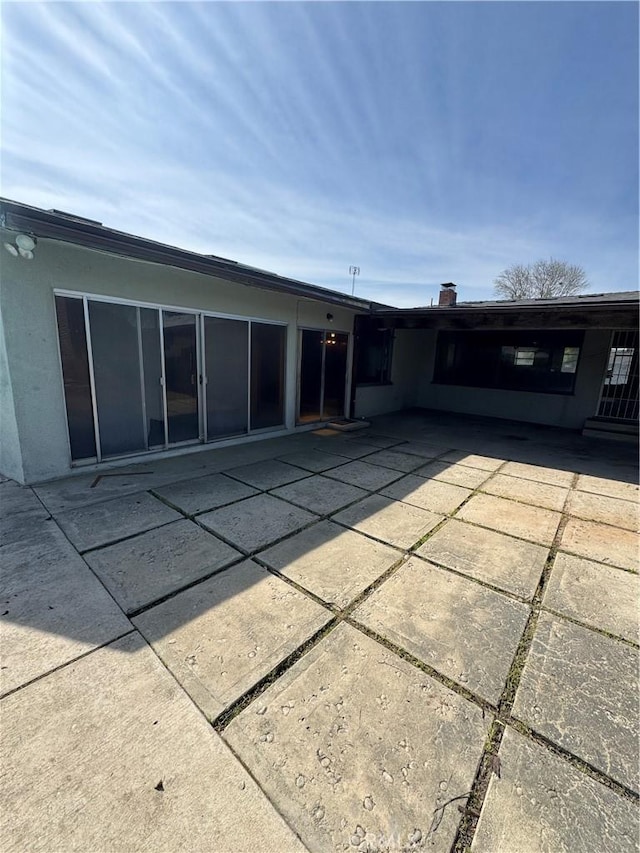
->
[438,282,457,307]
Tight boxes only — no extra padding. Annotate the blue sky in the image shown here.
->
[1,1,637,306]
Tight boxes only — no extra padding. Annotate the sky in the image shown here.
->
[1,1,638,307]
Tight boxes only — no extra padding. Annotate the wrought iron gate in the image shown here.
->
[597,330,639,421]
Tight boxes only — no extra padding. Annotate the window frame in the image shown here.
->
[355,323,394,386]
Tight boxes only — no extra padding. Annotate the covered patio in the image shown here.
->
[1,410,638,852]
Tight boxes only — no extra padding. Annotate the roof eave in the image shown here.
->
[0,198,376,312]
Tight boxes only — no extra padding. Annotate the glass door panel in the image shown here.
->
[250,323,286,430]
[88,300,146,457]
[162,311,199,443]
[298,329,323,423]
[140,308,164,447]
[322,332,349,418]
[204,317,249,439]
[55,295,97,460]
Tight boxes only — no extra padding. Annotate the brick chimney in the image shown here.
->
[438,282,457,307]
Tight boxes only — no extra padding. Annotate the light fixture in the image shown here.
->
[4,233,37,260]
[15,234,35,252]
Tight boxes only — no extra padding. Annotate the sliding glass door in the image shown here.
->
[204,317,248,439]
[55,294,289,463]
[162,311,200,444]
[297,329,349,423]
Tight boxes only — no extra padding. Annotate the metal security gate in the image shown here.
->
[597,330,639,421]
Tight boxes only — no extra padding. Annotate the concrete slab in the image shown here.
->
[0,482,51,546]
[199,494,318,554]
[225,622,489,853]
[353,557,529,704]
[152,472,259,515]
[0,480,49,520]
[480,474,569,512]
[543,552,639,643]
[416,519,548,600]
[363,449,428,473]
[323,460,404,491]
[333,494,443,549]
[54,492,182,552]
[0,522,132,695]
[34,470,192,515]
[85,519,242,613]
[500,461,574,487]
[134,560,331,720]
[278,449,352,473]
[560,518,639,571]
[441,451,504,472]
[575,473,639,502]
[393,440,450,459]
[316,439,381,459]
[472,727,639,853]
[225,459,310,490]
[566,490,639,532]
[259,520,400,608]
[456,493,561,546]
[512,613,639,791]
[353,432,404,448]
[381,475,472,515]
[0,633,307,853]
[415,460,493,489]
[271,475,368,516]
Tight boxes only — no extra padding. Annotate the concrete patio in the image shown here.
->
[1,410,638,852]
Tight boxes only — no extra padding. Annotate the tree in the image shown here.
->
[493,258,589,300]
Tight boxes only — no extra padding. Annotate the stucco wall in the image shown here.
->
[354,326,611,429]
[0,230,358,483]
[0,304,24,482]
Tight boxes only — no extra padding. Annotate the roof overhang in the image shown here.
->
[368,296,639,331]
[0,198,379,312]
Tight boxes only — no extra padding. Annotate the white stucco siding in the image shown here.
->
[0,305,24,482]
[0,232,358,483]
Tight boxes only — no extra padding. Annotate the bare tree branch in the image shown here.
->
[494,258,589,300]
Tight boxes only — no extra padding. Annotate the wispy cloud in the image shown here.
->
[1,1,637,306]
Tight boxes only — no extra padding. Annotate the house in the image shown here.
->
[1,199,638,485]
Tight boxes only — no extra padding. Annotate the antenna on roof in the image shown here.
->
[349,265,360,296]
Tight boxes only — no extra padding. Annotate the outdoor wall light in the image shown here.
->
[326,312,334,322]
[4,234,37,260]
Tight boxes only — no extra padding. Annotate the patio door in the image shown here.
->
[162,311,200,444]
[55,293,287,464]
[297,329,349,423]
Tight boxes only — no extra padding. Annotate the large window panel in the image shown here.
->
[140,308,164,447]
[204,317,248,438]
[434,330,583,394]
[162,311,199,444]
[355,322,393,385]
[251,323,286,430]
[55,295,96,461]
[89,301,146,456]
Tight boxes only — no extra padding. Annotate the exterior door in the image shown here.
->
[162,311,200,444]
[297,329,349,423]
